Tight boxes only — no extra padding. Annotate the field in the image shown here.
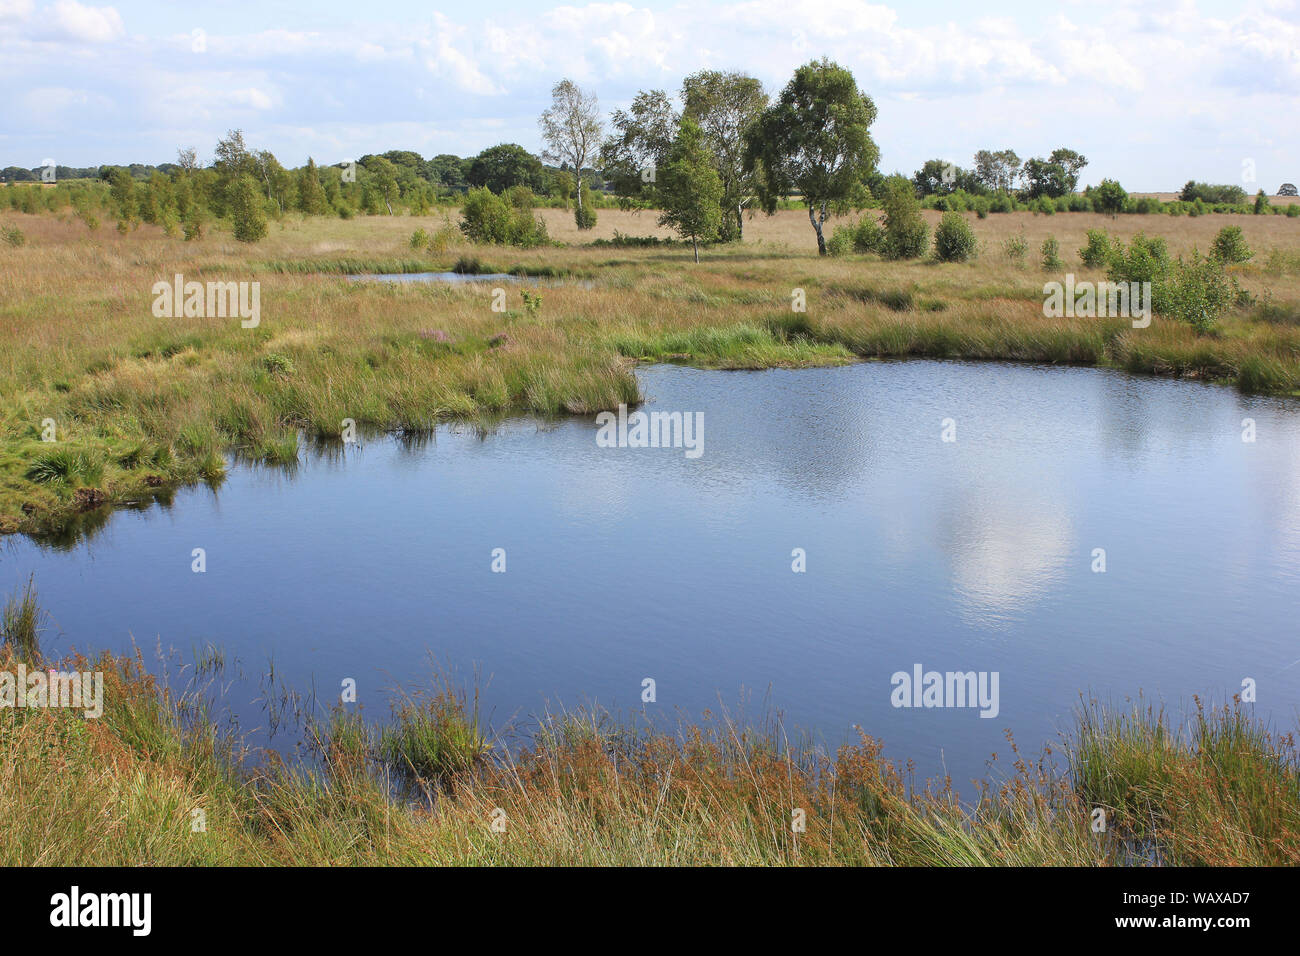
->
[2,205,1300,538]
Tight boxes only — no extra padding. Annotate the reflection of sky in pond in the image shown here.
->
[4,360,1299,791]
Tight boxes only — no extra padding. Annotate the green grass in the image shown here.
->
[0,576,41,661]
[377,690,491,780]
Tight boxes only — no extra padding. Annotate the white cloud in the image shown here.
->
[50,0,123,43]
[0,0,35,20]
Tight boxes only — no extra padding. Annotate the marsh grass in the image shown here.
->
[6,641,1296,865]
[378,687,491,781]
[0,576,41,661]
[1068,697,1300,864]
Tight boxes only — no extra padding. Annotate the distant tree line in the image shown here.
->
[5,60,1298,251]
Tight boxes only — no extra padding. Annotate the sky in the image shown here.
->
[0,0,1296,191]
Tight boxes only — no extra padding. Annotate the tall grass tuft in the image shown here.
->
[378,685,490,780]
[1,576,42,661]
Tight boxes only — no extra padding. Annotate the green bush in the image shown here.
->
[1162,251,1235,333]
[933,211,977,262]
[1253,190,1270,215]
[1287,204,1300,218]
[1210,226,1252,264]
[1,225,25,247]
[880,176,928,260]
[1078,229,1114,268]
[827,215,885,257]
[826,227,854,257]
[1107,233,1172,288]
[459,187,549,247]
[1107,234,1236,333]
[1040,235,1062,270]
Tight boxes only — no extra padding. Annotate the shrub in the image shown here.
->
[460,187,549,247]
[1108,234,1235,333]
[989,192,1014,213]
[974,197,990,219]
[1211,226,1253,264]
[1288,204,1300,218]
[1162,251,1235,333]
[1,225,24,247]
[1253,190,1270,215]
[1107,233,1172,288]
[1002,232,1028,264]
[933,211,977,262]
[1180,181,1247,204]
[826,227,854,257]
[427,222,460,255]
[1040,235,1062,270]
[409,227,429,249]
[1078,229,1114,268]
[828,215,886,257]
[1034,196,1056,216]
[880,176,928,260]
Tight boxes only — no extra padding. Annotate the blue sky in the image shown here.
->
[1,0,1296,190]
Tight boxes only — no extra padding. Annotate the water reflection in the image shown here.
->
[4,360,1300,787]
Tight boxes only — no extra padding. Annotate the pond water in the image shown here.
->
[347,272,526,284]
[4,361,1299,788]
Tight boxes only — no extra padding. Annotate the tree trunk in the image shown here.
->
[736,202,744,240]
[692,237,699,263]
[809,204,826,256]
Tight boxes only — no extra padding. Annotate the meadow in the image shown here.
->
[1,203,1299,541]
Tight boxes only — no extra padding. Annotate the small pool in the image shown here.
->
[347,272,527,284]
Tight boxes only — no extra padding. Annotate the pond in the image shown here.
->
[347,271,527,284]
[4,361,1298,788]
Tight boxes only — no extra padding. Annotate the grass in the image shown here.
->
[1,206,1299,535]
[0,576,41,661]
[1,587,1295,866]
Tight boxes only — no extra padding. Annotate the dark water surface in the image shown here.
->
[346,271,525,284]
[5,361,1299,788]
